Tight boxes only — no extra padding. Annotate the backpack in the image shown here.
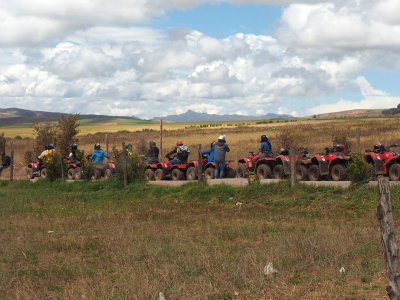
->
[177,145,190,159]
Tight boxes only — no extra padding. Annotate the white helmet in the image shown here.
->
[218,134,226,141]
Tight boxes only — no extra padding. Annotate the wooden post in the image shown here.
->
[356,128,361,154]
[377,175,400,299]
[9,151,14,181]
[197,144,203,183]
[105,134,109,154]
[160,119,163,158]
[122,143,128,187]
[290,148,296,187]
[60,154,65,182]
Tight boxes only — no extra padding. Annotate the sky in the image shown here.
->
[0,0,400,119]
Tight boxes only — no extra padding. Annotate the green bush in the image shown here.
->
[45,153,62,182]
[76,149,94,181]
[346,155,370,184]
[114,150,146,184]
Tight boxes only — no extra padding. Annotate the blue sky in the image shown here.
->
[0,0,399,118]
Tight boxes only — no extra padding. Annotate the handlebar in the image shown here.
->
[389,144,399,148]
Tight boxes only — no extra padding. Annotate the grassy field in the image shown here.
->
[0,179,393,299]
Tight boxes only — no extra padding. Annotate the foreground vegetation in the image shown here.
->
[0,179,396,298]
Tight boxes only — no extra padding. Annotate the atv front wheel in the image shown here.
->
[186,167,197,180]
[256,164,271,179]
[171,168,184,181]
[309,165,322,181]
[237,164,247,178]
[154,169,166,181]
[389,163,400,181]
[296,165,309,181]
[40,168,48,178]
[273,164,285,179]
[26,168,34,179]
[104,168,113,179]
[145,169,155,181]
[74,167,82,180]
[205,167,215,179]
[331,164,347,181]
[67,168,75,180]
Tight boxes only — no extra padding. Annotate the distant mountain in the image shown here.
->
[152,110,293,122]
[0,107,141,126]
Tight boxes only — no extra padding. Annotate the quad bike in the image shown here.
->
[308,145,352,181]
[144,162,159,181]
[26,160,47,179]
[185,155,208,181]
[93,161,116,180]
[154,155,190,181]
[186,154,236,180]
[272,148,312,180]
[237,151,276,179]
[365,144,400,180]
[67,162,82,180]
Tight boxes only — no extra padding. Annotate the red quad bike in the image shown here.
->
[237,151,276,179]
[365,144,400,180]
[26,161,47,179]
[308,145,352,181]
[144,162,159,181]
[272,148,312,180]
[185,155,208,181]
[154,155,190,181]
[67,162,82,180]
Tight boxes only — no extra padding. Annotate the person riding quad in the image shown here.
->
[333,144,345,155]
[144,140,159,164]
[91,143,109,164]
[0,152,10,173]
[373,143,384,153]
[166,141,190,166]
[214,135,230,179]
[253,135,272,165]
[68,143,78,164]
[36,144,55,171]
[201,141,216,167]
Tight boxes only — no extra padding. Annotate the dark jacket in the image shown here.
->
[166,145,190,162]
[214,141,230,162]
[2,154,10,167]
[146,146,159,159]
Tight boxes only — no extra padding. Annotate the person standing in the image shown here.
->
[214,135,230,179]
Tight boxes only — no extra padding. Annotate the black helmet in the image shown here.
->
[280,148,289,156]
[48,144,54,150]
[261,135,269,142]
[70,143,77,150]
[44,144,49,150]
[149,140,156,147]
[94,143,101,150]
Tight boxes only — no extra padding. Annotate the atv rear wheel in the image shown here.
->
[296,165,309,181]
[26,168,34,179]
[273,164,285,179]
[67,168,75,180]
[154,169,166,181]
[205,167,215,179]
[389,163,400,181]
[237,164,247,178]
[225,166,236,178]
[256,164,271,179]
[40,168,48,178]
[145,169,155,181]
[331,164,347,181]
[309,165,322,181]
[186,167,197,180]
[74,167,82,180]
[171,168,184,181]
[93,168,102,180]
[104,168,113,179]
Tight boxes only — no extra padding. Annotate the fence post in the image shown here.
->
[290,148,296,187]
[197,144,203,183]
[356,128,361,154]
[160,119,163,158]
[9,151,14,181]
[377,175,400,299]
[60,154,65,182]
[122,143,128,187]
[105,134,109,154]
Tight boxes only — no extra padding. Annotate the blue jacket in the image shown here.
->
[91,150,109,164]
[202,148,215,163]
[260,142,271,153]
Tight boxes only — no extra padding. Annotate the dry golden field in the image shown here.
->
[1,116,400,179]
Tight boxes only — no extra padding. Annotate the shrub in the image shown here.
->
[75,149,94,181]
[24,151,35,164]
[33,121,58,154]
[113,148,146,184]
[45,152,62,182]
[332,130,352,154]
[346,155,370,184]
[57,114,80,157]
[0,132,6,153]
